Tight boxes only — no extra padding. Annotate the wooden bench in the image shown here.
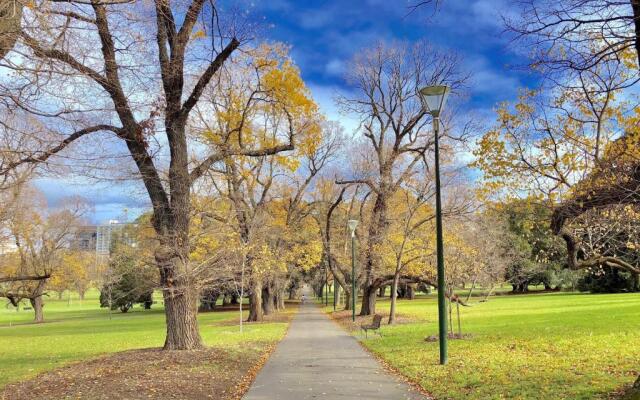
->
[360,314,383,338]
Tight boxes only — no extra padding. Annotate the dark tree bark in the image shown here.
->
[248,278,263,322]
[359,193,390,316]
[388,274,399,324]
[199,289,219,312]
[262,284,275,315]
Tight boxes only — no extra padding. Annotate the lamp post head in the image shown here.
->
[418,85,450,118]
[347,219,359,236]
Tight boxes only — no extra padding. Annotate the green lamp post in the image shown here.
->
[418,84,450,365]
[347,219,358,322]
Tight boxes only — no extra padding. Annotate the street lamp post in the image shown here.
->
[418,84,450,366]
[347,219,358,322]
[325,262,329,307]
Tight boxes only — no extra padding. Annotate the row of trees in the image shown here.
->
[2,0,638,355]
[0,0,482,350]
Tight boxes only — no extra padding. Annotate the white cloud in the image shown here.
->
[325,59,345,77]
[308,83,360,134]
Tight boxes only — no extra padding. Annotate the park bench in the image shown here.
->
[360,314,383,338]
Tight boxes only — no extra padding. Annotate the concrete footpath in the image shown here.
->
[242,297,428,400]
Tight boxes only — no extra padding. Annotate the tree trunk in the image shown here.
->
[157,247,203,350]
[407,284,415,300]
[276,289,286,310]
[360,188,390,316]
[248,278,263,322]
[30,295,44,323]
[222,294,231,306]
[465,277,478,303]
[359,285,376,316]
[78,289,86,301]
[378,286,385,297]
[162,287,202,350]
[388,274,399,324]
[262,284,275,315]
[30,280,46,323]
[199,290,218,312]
[231,294,239,305]
[344,291,352,311]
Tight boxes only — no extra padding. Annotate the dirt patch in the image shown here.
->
[1,306,299,400]
[327,309,419,332]
[1,346,268,400]
[209,308,294,327]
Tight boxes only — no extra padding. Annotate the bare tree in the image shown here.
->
[336,40,467,315]
[0,188,89,322]
[506,0,640,76]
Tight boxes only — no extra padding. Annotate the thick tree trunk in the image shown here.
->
[231,294,239,305]
[222,294,231,306]
[30,280,46,323]
[248,278,263,322]
[344,291,352,311]
[157,246,203,350]
[262,284,275,315]
[360,188,390,316]
[388,274,399,324]
[359,285,376,315]
[30,295,44,323]
[162,287,202,350]
[378,286,385,297]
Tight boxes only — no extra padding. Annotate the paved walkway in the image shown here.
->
[243,297,428,400]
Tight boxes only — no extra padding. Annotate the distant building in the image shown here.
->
[0,238,17,255]
[69,220,135,265]
[96,220,133,255]
[70,226,97,251]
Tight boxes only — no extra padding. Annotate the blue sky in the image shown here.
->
[39,0,537,223]
[243,0,536,115]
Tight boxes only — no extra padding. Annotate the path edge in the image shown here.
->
[231,304,301,400]
[323,307,434,400]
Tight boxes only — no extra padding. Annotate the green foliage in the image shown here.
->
[99,248,155,313]
[497,200,569,291]
[577,267,640,293]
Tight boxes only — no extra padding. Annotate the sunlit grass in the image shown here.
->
[325,291,640,399]
[0,289,291,388]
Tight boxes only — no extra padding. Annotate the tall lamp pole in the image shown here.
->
[348,219,358,322]
[418,85,450,365]
[325,262,329,307]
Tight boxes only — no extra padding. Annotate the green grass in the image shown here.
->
[0,289,291,389]
[325,291,640,400]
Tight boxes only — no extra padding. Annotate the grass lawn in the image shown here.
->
[325,291,640,400]
[0,289,294,396]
